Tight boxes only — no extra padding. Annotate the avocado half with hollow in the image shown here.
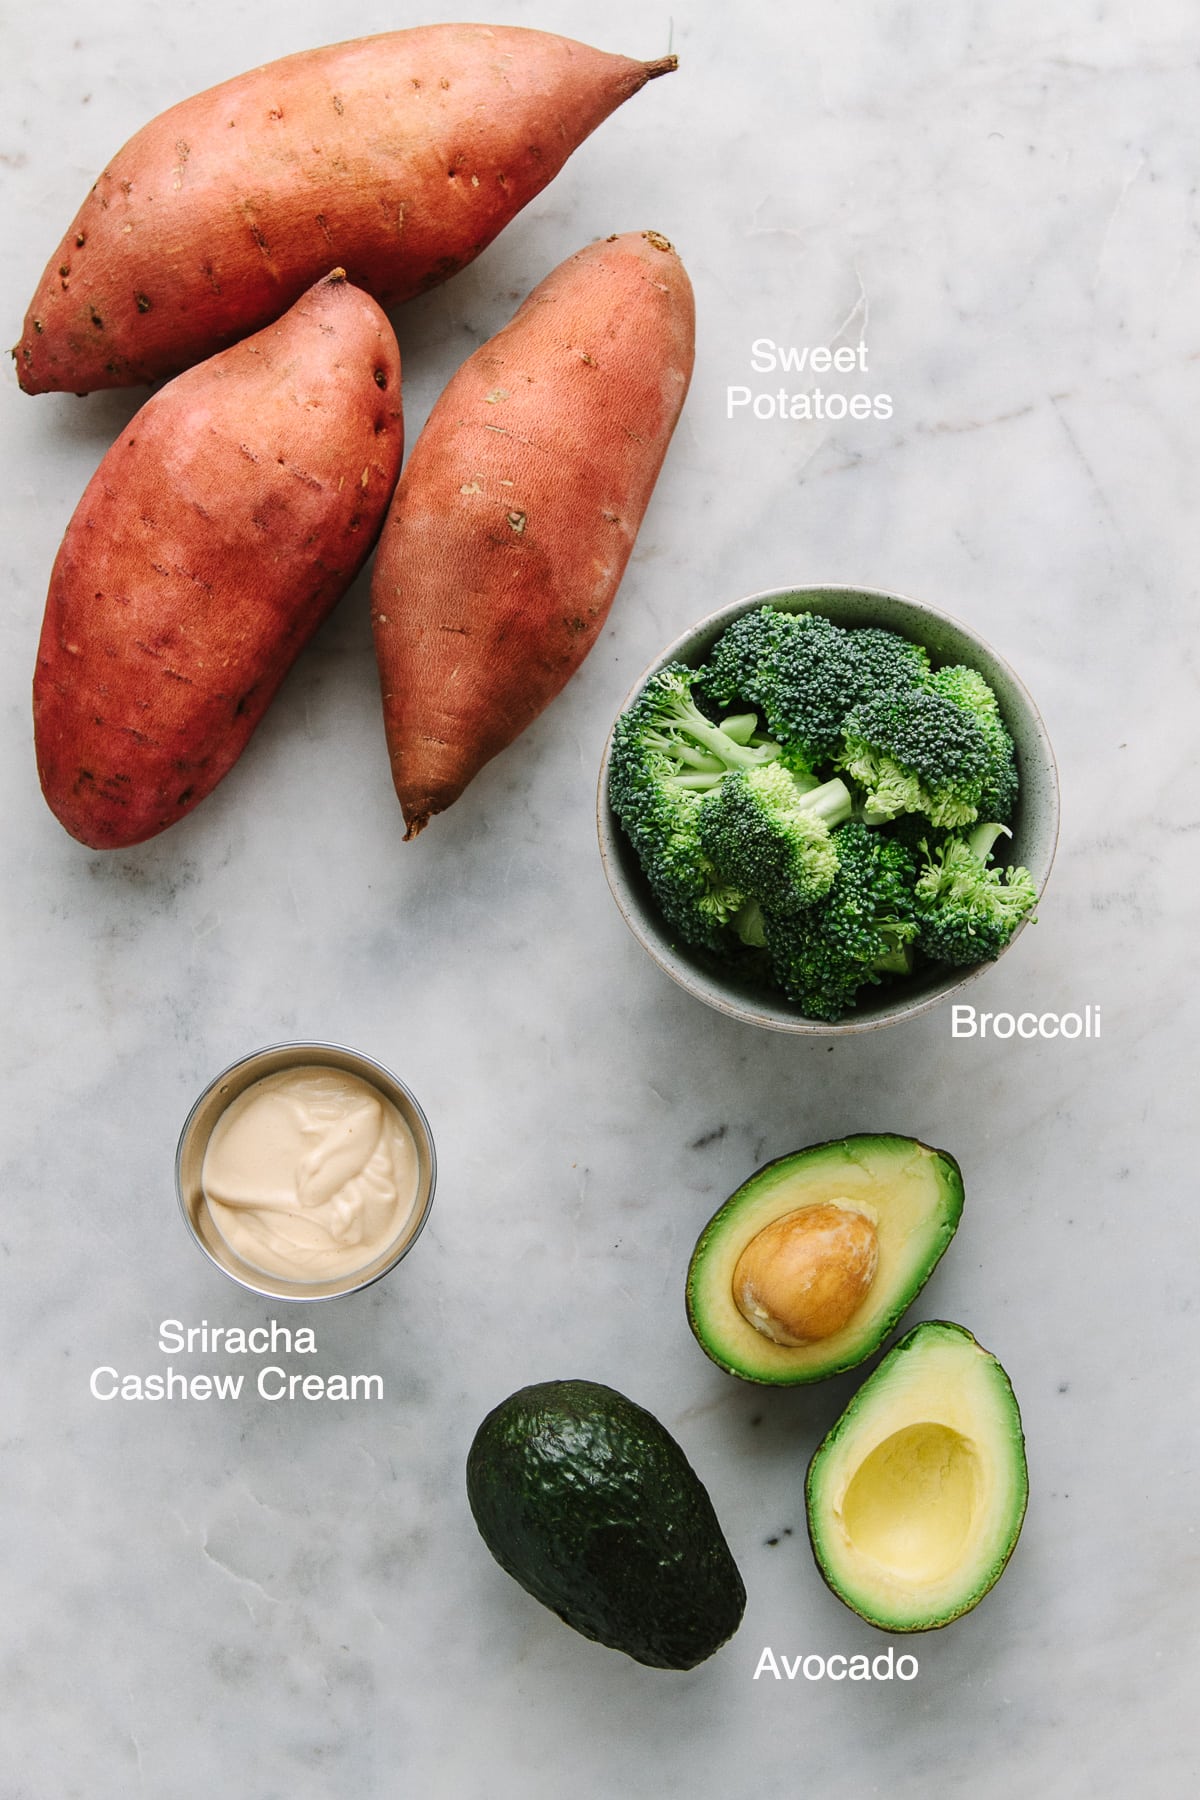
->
[686,1135,964,1385]
[806,1321,1028,1631]
[466,1379,746,1670]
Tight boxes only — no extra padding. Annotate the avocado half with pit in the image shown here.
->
[466,1379,746,1670]
[686,1134,963,1385]
[806,1320,1028,1630]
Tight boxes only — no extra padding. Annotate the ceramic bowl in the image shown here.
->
[596,584,1059,1034]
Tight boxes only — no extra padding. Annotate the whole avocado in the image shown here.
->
[466,1378,745,1670]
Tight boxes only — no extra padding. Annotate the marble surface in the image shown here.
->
[1,1,1196,1794]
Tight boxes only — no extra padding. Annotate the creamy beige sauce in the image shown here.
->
[202,1067,420,1283]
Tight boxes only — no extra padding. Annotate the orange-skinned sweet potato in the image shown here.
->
[34,270,403,849]
[370,229,694,837]
[15,25,675,395]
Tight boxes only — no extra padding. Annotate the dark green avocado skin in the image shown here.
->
[466,1379,746,1670]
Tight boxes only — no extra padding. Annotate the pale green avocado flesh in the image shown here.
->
[806,1320,1028,1631]
[685,1134,964,1385]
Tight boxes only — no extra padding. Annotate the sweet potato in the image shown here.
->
[34,270,403,849]
[370,229,694,837]
[15,25,676,396]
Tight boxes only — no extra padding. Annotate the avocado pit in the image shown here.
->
[732,1201,878,1347]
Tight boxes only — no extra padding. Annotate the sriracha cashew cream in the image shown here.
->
[201,1067,420,1283]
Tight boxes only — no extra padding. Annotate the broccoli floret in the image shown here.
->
[697,608,936,776]
[696,608,863,770]
[914,823,1038,966]
[760,822,920,1020]
[848,625,932,695]
[696,607,799,712]
[608,663,780,952]
[620,766,743,953]
[614,663,781,791]
[840,687,991,828]
[929,665,1019,825]
[698,765,854,914]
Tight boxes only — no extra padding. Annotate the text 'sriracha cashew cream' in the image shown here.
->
[176,1044,436,1301]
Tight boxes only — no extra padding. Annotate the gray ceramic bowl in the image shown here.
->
[176,1042,437,1300]
[597,585,1059,1034]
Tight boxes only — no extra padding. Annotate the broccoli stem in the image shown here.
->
[966,821,1011,864]
[654,692,780,772]
[798,777,854,828]
[873,933,915,977]
[732,900,767,948]
[672,744,727,773]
